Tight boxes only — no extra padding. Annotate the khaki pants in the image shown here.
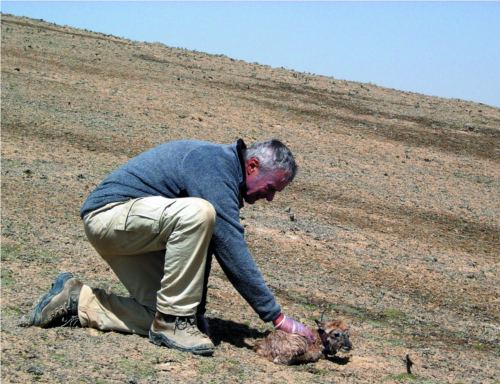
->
[79,196,216,336]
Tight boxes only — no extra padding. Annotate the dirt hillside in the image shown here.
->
[1,14,499,384]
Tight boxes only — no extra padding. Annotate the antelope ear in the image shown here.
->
[314,319,325,330]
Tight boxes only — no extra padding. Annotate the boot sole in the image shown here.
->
[149,330,214,356]
[30,272,74,327]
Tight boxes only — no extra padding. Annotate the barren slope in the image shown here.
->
[1,14,499,384]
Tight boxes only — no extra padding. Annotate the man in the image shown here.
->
[30,139,314,356]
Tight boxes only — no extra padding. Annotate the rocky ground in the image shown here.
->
[1,14,499,384]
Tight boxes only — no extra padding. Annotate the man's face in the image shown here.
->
[244,158,290,204]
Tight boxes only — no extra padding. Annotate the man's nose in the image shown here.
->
[266,191,276,202]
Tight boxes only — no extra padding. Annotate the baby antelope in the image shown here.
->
[255,319,352,365]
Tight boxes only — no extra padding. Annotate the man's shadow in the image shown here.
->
[326,355,350,365]
[208,318,268,349]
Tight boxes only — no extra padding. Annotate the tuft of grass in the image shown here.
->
[117,358,155,379]
[1,268,15,287]
[1,243,22,261]
[472,342,487,351]
[52,353,67,364]
[168,348,189,363]
[108,281,129,296]
[35,249,61,264]
[367,319,384,328]
[225,358,251,382]
[383,308,406,321]
[385,373,438,383]
[294,364,329,376]
[303,302,317,311]
[386,373,417,382]
[386,338,405,347]
[329,303,369,319]
[1,243,61,264]
[3,305,23,318]
[198,358,217,375]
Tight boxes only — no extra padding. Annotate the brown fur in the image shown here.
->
[254,319,352,365]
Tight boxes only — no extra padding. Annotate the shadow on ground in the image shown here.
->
[208,318,267,349]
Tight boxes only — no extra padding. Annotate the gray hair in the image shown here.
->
[244,139,298,182]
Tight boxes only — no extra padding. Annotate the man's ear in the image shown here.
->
[246,157,260,175]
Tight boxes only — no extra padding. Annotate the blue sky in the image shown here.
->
[2,1,500,107]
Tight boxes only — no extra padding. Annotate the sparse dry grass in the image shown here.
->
[1,13,499,384]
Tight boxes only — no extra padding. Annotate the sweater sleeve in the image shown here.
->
[181,148,281,322]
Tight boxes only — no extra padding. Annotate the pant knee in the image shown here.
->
[187,198,216,227]
[199,200,216,224]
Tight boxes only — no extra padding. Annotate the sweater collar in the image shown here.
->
[236,139,247,208]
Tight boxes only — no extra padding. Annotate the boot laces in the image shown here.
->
[174,316,203,336]
[48,295,79,326]
[48,307,69,323]
[61,315,80,328]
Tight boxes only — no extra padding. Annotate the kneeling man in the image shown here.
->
[30,139,314,356]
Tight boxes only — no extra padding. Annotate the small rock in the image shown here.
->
[14,67,20,72]
[27,366,44,376]
[289,213,295,221]
[86,328,102,337]
[465,124,475,132]
[18,315,31,327]
[156,362,176,371]
[284,206,291,213]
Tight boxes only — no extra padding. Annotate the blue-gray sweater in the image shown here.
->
[80,139,281,322]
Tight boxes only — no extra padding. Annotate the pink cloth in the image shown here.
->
[273,313,315,344]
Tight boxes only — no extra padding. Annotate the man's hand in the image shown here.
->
[273,313,315,344]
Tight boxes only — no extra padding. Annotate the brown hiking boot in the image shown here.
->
[149,312,214,356]
[30,272,83,328]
